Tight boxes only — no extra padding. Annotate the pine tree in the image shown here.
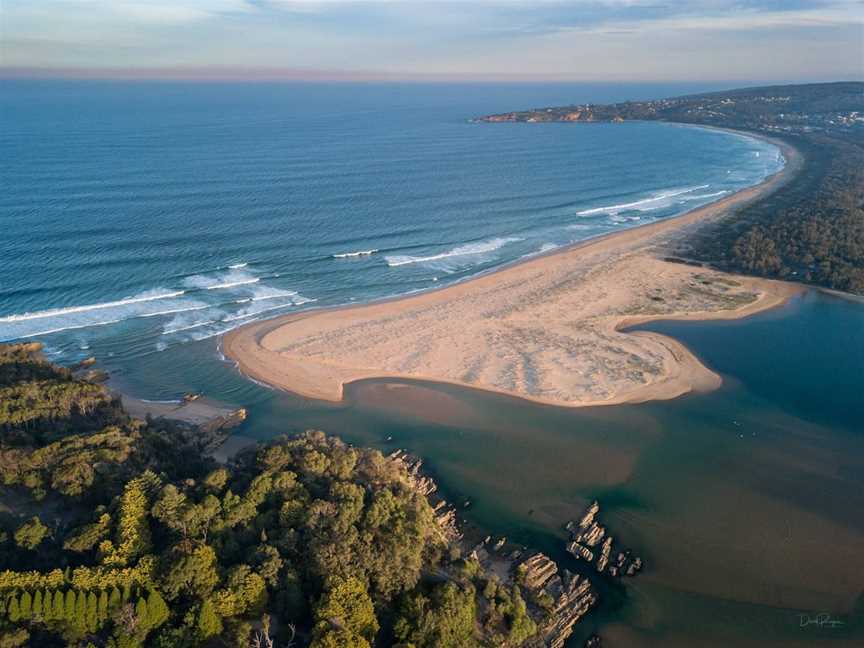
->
[146,590,169,629]
[108,587,121,612]
[74,590,88,635]
[8,594,20,623]
[98,590,109,624]
[52,590,65,622]
[19,591,32,620]
[134,597,148,630]
[196,600,222,639]
[33,590,44,618]
[86,591,99,633]
[121,582,132,604]
[64,590,77,624]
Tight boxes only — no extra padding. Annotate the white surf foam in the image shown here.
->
[679,190,729,202]
[333,249,378,258]
[247,285,299,302]
[162,289,315,338]
[0,289,186,323]
[14,318,126,340]
[228,262,248,269]
[135,304,212,318]
[162,318,219,335]
[577,185,710,216]
[184,267,260,291]
[386,237,522,268]
[205,278,260,290]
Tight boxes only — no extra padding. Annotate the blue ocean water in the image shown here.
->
[0,81,782,376]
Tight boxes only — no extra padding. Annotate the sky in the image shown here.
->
[1,0,862,81]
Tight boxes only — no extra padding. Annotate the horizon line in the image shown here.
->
[2,66,859,85]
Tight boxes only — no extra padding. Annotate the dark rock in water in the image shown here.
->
[519,554,598,648]
[584,634,602,648]
[80,368,109,383]
[565,500,643,579]
[73,356,97,370]
[386,451,612,648]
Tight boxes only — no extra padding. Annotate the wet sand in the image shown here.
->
[224,136,801,409]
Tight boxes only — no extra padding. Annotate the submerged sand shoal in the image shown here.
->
[223,137,802,409]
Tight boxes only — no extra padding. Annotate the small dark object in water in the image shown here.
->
[584,634,602,648]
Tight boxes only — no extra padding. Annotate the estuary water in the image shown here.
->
[0,80,782,377]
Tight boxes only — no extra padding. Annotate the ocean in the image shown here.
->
[0,81,782,383]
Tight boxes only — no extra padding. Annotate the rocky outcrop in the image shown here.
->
[383,460,640,648]
[388,448,438,496]
[195,406,247,452]
[519,553,598,648]
[119,391,247,454]
[566,500,643,578]
[388,449,462,542]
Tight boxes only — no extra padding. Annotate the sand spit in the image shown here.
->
[224,138,802,409]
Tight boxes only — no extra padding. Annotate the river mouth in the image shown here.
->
[217,288,863,646]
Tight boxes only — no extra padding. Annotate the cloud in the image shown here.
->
[1,0,861,79]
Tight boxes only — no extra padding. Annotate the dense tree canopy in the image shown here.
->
[0,343,567,647]
[695,133,864,294]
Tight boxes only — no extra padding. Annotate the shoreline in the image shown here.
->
[223,130,803,410]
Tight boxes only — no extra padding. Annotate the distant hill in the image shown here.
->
[477,82,864,138]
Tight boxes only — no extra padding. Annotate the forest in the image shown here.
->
[692,132,864,294]
[0,343,562,648]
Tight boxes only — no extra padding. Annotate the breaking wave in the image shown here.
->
[333,249,378,258]
[205,278,260,290]
[0,289,186,323]
[0,265,312,344]
[386,237,522,268]
[577,185,710,216]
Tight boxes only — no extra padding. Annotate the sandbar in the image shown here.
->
[223,134,802,409]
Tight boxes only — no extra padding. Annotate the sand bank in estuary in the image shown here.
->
[224,138,802,409]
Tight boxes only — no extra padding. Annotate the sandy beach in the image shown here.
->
[223,135,803,409]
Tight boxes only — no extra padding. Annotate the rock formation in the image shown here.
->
[566,500,643,578]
